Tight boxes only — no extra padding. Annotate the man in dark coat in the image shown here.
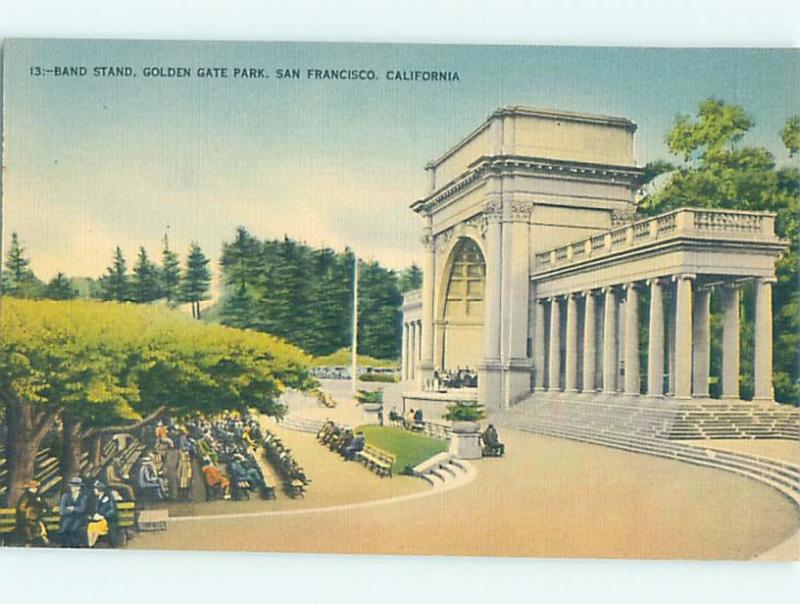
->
[15,480,50,547]
[58,477,89,547]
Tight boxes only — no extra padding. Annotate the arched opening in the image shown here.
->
[439,238,485,372]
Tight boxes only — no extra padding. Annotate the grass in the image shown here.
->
[311,347,398,369]
[355,425,449,473]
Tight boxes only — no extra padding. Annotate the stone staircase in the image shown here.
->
[494,396,800,506]
[278,415,328,434]
[502,394,799,441]
[411,451,473,488]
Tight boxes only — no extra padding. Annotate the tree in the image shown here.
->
[99,246,130,302]
[0,297,314,505]
[641,99,799,404]
[781,116,799,157]
[399,263,423,293]
[131,247,162,303]
[2,233,41,297]
[181,242,212,319]
[43,272,78,300]
[160,238,182,307]
[133,247,160,302]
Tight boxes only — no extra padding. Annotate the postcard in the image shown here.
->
[1,39,797,560]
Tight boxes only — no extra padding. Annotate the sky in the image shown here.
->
[2,40,798,288]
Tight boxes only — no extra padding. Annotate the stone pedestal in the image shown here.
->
[449,421,482,459]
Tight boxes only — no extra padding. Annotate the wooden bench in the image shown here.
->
[356,444,395,478]
[0,501,137,547]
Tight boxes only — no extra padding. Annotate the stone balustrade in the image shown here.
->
[534,207,777,272]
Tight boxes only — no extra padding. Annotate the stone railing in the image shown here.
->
[402,288,422,308]
[534,207,777,273]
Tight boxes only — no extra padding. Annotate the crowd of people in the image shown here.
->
[262,431,310,498]
[432,367,478,390]
[14,476,123,548]
[141,413,273,502]
[316,421,366,461]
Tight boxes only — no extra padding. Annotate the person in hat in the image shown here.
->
[176,449,193,500]
[136,455,169,499]
[15,479,50,547]
[200,457,231,500]
[87,481,119,547]
[58,477,89,547]
[228,453,261,488]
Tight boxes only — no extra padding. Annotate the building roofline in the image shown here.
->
[426,105,638,170]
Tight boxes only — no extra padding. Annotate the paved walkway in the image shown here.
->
[131,424,799,559]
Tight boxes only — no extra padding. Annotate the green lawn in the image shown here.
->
[355,425,449,473]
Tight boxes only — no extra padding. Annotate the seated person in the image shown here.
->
[228,453,262,489]
[16,480,50,547]
[480,424,505,456]
[242,425,257,449]
[58,477,89,548]
[413,408,424,427]
[87,481,119,548]
[136,455,169,499]
[101,459,135,501]
[201,457,231,499]
[342,432,366,461]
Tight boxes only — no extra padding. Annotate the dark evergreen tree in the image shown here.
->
[217,232,402,359]
[43,272,78,300]
[160,238,182,307]
[181,242,212,319]
[99,246,130,302]
[399,263,423,293]
[131,247,162,303]
[2,232,41,297]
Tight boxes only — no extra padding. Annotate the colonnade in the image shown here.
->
[532,275,775,401]
[401,320,423,381]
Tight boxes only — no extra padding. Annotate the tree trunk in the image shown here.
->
[196,301,202,320]
[89,433,103,469]
[4,399,57,507]
[60,415,83,483]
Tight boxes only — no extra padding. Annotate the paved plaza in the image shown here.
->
[132,391,799,560]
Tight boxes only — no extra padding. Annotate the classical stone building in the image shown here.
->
[400,106,788,414]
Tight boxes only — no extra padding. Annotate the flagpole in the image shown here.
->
[351,253,358,396]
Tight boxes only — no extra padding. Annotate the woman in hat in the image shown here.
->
[87,481,118,547]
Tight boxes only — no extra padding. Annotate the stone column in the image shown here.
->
[419,225,435,386]
[753,277,775,401]
[565,294,579,393]
[673,274,694,399]
[692,285,711,398]
[416,321,422,365]
[401,322,408,380]
[582,290,597,393]
[647,279,665,397]
[548,297,562,392]
[408,322,416,380]
[503,200,533,406]
[533,300,546,391]
[602,287,618,394]
[478,201,504,405]
[623,283,640,396]
[720,284,740,400]
[666,290,676,396]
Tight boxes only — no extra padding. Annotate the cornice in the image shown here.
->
[411,154,646,215]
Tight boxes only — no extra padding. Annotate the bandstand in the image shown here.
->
[400,106,788,418]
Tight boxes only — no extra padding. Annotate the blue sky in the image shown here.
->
[2,40,798,284]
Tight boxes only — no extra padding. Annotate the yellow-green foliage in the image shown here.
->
[0,297,314,425]
[311,347,397,369]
